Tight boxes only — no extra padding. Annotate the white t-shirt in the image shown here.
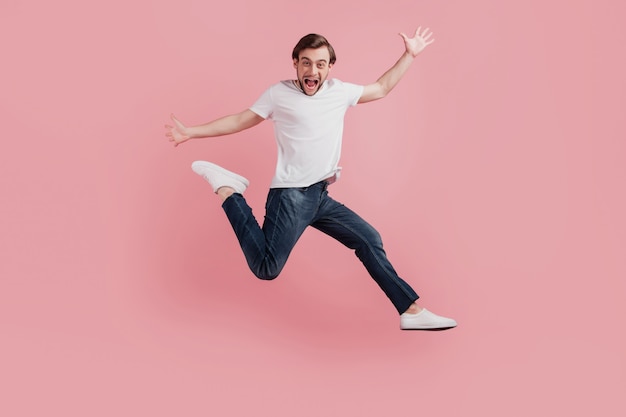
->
[250,78,364,188]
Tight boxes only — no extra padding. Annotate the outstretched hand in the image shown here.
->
[165,114,190,147]
[399,27,434,57]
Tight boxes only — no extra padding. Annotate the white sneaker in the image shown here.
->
[400,308,457,331]
[191,161,249,194]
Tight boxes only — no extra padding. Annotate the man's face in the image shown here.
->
[293,46,333,96]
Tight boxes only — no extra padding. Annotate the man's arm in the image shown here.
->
[358,27,434,104]
[165,109,264,147]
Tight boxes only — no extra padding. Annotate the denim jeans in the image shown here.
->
[221,180,419,314]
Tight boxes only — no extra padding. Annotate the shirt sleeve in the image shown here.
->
[249,86,274,120]
[343,81,364,107]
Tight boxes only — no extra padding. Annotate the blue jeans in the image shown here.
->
[221,180,419,314]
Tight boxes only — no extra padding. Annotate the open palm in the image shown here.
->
[400,27,434,57]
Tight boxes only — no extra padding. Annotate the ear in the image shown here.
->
[328,63,333,71]
[293,58,298,68]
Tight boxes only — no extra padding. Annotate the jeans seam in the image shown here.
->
[231,196,266,258]
[324,216,416,301]
[264,191,284,259]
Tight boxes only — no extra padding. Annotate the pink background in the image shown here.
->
[1,0,624,415]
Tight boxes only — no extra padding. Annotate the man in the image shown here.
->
[165,27,457,330]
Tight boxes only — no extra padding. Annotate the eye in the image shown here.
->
[317,63,325,69]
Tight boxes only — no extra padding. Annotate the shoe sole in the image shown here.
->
[401,326,457,331]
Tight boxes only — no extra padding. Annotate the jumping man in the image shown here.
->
[165,27,457,330]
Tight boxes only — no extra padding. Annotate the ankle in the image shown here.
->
[404,303,423,315]
[217,186,235,202]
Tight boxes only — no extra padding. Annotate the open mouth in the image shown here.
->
[303,77,319,92]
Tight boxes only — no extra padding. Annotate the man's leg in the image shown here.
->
[311,192,457,329]
[222,189,312,280]
[192,161,317,280]
[311,195,419,314]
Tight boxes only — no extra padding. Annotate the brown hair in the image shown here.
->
[292,33,337,65]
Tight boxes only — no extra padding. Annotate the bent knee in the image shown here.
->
[248,259,286,281]
[255,272,280,281]
[251,265,282,280]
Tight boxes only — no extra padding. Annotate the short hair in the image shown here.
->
[292,33,337,65]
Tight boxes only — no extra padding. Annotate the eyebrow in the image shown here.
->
[301,57,328,63]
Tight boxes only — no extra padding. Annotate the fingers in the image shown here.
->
[412,26,433,39]
[418,27,432,38]
[416,27,434,46]
[164,121,177,144]
[165,114,188,147]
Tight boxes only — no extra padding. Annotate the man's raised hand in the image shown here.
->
[399,27,434,57]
